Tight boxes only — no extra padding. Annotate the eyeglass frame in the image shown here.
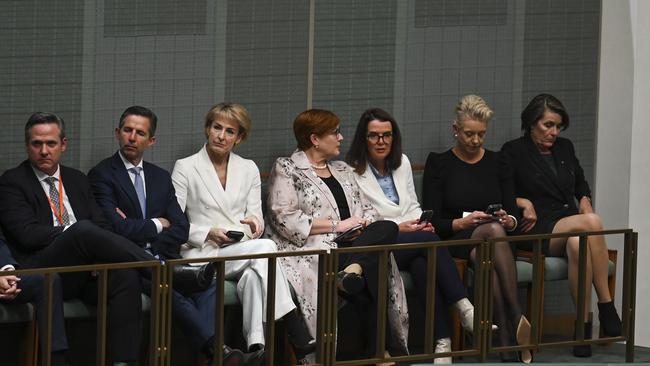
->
[366,132,393,143]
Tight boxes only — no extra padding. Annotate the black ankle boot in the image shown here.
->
[573,321,592,358]
[284,309,316,358]
[598,301,622,336]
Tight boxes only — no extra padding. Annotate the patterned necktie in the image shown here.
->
[45,177,70,226]
[129,167,146,218]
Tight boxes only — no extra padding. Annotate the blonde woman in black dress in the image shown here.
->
[422,95,531,363]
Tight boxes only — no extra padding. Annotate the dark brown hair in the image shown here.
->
[345,108,402,174]
[521,93,570,135]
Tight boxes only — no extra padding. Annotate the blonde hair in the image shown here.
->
[204,102,252,141]
[454,95,493,124]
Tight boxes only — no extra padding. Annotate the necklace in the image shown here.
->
[311,163,328,169]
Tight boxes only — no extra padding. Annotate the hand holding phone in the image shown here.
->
[418,210,434,224]
[485,204,502,216]
[225,230,244,242]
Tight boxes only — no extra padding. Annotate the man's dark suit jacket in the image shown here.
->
[0,160,112,262]
[0,233,16,268]
[500,135,591,227]
[88,152,188,260]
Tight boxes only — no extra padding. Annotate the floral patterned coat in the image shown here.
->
[264,150,409,354]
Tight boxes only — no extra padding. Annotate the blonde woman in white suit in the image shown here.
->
[171,103,315,361]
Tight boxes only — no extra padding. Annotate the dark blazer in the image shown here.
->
[88,152,188,260]
[0,160,111,262]
[0,232,16,267]
[500,135,591,228]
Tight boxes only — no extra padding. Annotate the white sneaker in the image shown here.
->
[433,337,452,364]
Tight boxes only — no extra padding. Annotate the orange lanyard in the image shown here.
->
[45,177,66,226]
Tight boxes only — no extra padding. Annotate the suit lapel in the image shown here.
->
[111,153,144,218]
[524,137,566,202]
[358,163,397,207]
[21,161,53,225]
[194,146,232,215]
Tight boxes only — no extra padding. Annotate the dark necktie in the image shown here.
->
[129,167,147,218]
[45,176,70,226]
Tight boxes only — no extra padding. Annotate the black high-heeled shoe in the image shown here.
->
[284,309,317,358]
[598,301,622,336]
[337,270,365,294]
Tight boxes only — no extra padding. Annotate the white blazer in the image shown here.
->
[171,145,264,259]
[353,154,422,224]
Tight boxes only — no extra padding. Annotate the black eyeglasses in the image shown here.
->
[366,132,393,143]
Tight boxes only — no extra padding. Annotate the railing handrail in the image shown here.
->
[1,228,637,365]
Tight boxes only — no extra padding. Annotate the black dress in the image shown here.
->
[422,149,518,259]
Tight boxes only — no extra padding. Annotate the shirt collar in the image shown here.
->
[118,150,144,171]
[32,164,61,182]
[368,162,390,178]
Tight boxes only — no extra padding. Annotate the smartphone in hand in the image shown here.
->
[485,204,503,216]
[225,230,244,242]
[418,210,434,224]
[334,224,364,243]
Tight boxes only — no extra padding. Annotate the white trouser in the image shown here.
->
[219,238,296,347]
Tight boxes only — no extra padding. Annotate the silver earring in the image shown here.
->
[453,133,458,137]
[315,145,319,150]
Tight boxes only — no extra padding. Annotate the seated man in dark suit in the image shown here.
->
[0,232,67,366]
[0,112,219,366]
[88,106,254,366]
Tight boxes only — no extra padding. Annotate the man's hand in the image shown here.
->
[240,217,262,239]
[0,274,21,300]
[157,217,171,229]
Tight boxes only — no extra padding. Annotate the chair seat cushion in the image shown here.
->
[0,302,34,323]
[543,257,615,281]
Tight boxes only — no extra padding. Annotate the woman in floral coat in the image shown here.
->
[265,109,409,362]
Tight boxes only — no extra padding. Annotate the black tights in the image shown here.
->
[468,222,522,349]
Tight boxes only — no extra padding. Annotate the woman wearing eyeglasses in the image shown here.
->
[346,108,480,364]
[265,109,409,362]
[422,95,531,363]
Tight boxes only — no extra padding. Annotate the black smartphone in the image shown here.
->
[418,210,434,224]
[334,224,364,243]
[485,203,503,216]
[225,230,244,242]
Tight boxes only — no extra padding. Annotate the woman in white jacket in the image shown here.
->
[171,103,315,361]
[346,108,481,364]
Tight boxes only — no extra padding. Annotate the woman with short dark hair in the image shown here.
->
[501,93,622,358]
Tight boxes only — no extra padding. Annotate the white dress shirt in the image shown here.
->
[32,165,78,229]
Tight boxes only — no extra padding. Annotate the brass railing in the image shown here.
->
[1,260,162,366]
[0,228,638,365]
